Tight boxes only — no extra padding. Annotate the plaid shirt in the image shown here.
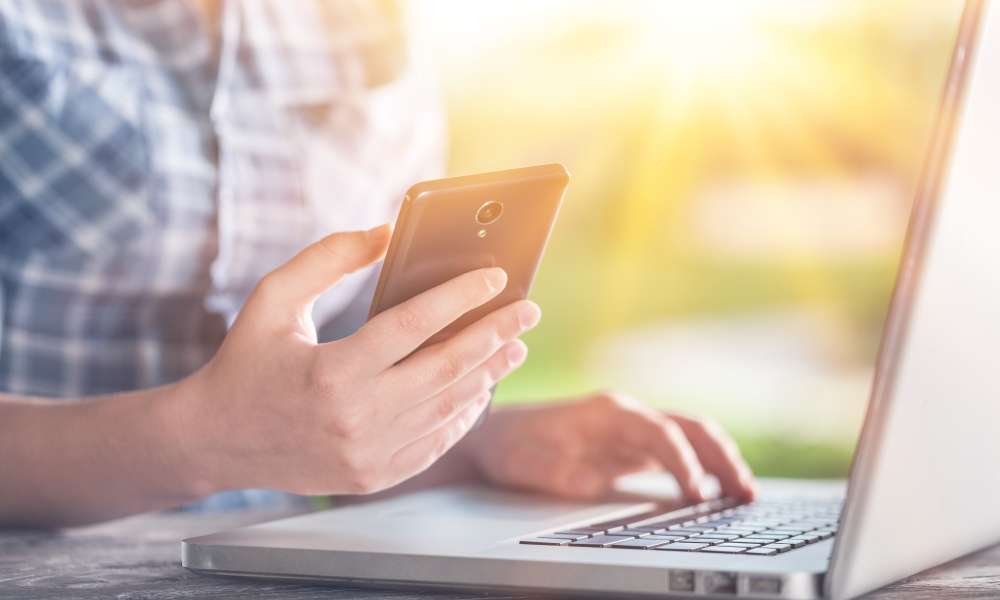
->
[0,1,444,509]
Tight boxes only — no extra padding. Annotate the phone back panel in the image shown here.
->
[370,164,569,347]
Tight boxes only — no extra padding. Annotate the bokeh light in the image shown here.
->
[409,0,964,477]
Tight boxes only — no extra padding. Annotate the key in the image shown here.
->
[639,520,678,530]
[719,542,762,548]
[520,537,569,545]
[736,537,782,544]
[568,535,635,547]
[644,534,690,541]
[714,527,761,535]
[700,519,735,528]
[615,529,654,537]
[700,545,747,553]
[754,533,792,540]
[630,526,668,533]
[687,537,728,544]
[610,538,673,549]
[762,543,793,553]
[783,522,821,531]
[540,533,589,540]
[746,547,779,555]
[694,533,740,540]
[653,542,711,551]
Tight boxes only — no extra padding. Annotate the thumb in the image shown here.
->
[251,224,392,312]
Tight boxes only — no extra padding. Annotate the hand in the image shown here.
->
[464,392,756,502]
[175,225,542,497]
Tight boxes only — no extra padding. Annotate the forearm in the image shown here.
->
[0,382,212,529]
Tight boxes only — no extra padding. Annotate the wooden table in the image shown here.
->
[2,508,999,599]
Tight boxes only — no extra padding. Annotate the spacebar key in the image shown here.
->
[568,535,635,547]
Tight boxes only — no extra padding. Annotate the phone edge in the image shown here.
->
[368,163,570,321]
[368,193,413,320]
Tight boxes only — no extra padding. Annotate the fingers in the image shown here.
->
[349,267,509,370]
[593,396,754,502]
[389,340,528,444]
[384,300,540,402]
[623,413,708,502]
[670,413,757,500]
[590,395,707,501]
[388,392,491,484]
[249,225,392,314]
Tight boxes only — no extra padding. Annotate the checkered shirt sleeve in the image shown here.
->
[0,0,445,510]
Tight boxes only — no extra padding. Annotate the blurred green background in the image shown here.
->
[410,0,963,478]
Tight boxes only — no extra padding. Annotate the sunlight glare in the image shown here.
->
[639,1,773,89]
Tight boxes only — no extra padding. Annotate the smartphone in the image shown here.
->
[369,163,569,357]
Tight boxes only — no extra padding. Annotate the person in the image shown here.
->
[0,1,755,528]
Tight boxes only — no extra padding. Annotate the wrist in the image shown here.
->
[462,404,515,475]
[147,372,223,503]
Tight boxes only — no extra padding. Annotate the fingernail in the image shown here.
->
[505,340,528,367]
[483,268,507,294]
[517,301,542,329]
[691,475,708,501]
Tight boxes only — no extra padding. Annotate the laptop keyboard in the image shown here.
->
[519,497,841,556]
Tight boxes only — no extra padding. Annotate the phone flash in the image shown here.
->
[477,229,487,238]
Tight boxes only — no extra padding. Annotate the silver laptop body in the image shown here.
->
[183,2,1000,597]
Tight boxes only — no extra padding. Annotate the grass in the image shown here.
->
[735,433,854,479]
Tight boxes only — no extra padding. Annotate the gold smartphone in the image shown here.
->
[369,164,569,417]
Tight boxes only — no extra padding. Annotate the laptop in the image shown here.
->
[182,1,1000,597]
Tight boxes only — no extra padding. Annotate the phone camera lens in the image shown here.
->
[476,200,504,225]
